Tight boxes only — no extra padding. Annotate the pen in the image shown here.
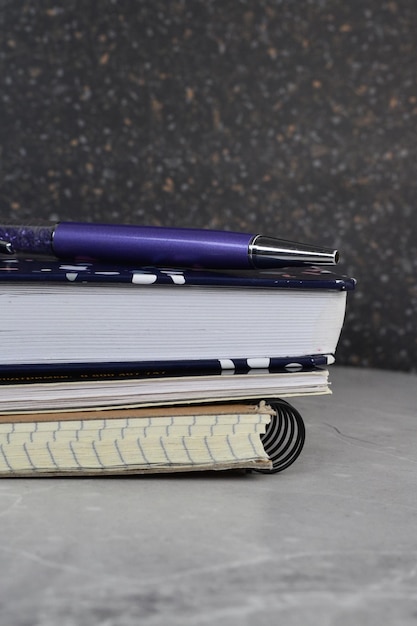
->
[0,222,339,269]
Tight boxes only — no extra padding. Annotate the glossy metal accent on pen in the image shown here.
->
[0,222,339,268]
[0,240,14,254]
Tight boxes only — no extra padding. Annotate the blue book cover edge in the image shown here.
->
[0,257,356,291]
[0,355,334,384]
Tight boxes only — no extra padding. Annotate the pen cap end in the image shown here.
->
[0,240,14,255]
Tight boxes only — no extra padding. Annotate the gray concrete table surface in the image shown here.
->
[0,366,416,626]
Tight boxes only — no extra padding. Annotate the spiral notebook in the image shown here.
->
[0,399,305,476]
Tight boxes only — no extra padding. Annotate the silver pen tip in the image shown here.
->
[249,236,339,267]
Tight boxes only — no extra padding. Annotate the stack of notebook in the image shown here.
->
[0,242,355,476]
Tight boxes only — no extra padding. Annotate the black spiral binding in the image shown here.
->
[256,399,306,473]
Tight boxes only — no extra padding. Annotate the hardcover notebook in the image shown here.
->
[0,257,355,370]
[0,367,330,413]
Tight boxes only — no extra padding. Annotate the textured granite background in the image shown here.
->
[1,0,416,371]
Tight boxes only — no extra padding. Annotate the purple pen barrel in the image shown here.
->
[53,222,253,268]
[0,222,339,267]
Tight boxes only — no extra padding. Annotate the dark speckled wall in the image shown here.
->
[1,1,417,372]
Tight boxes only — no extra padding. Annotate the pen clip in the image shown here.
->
[0,239,14,255]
